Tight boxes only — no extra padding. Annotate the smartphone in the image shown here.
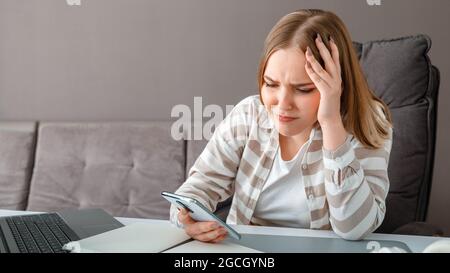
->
[161,191,241,240]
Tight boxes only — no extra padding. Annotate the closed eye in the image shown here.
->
[295,88,315,93]
[264,81,278,88]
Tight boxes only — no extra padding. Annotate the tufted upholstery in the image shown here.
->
[0,122,36,210]
[185,138,208,180]
[26,122,185,219]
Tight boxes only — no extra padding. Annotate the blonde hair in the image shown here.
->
[257,9,392,149]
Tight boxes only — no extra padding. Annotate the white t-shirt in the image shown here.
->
[251,140,311,228]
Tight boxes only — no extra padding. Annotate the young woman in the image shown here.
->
[170,9,393,242]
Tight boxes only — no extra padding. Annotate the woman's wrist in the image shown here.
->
[320,117,348,151]
[319,115,343,130]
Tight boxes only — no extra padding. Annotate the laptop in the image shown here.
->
[0,208,124,253]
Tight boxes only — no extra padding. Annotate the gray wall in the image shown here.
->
[1,0,449,234]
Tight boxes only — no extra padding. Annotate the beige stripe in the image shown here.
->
[323,168,334,184]
[238,168,265,190]
[235,185,257,209]
[311,205,329,222]
[308,139,322,152]
[323,138,351,159]
[228,209,236,223]
[366,180,387,200]
[364,169,388,180]
[247,139,276,170]
[341,160,361,180]
[249,220,262,226]
[330,193,374,233]
[259,152,275,170]
[201,187,222,206]
[230,124,248,140]
[326,179,363,208]
[318,223,332,230]
[238,158,254,178]
[217,125,246,160]
[304,184,326,197]
[236,206,249,224]
[249,217,270,226]
[206,142,239,174]
[247,194,258,213]
[354,147,389,161]
[196,157,234,182]
[302,159,323,176]
[247,139,263,158]
[360,216,379,238]
[250,175,266,190]
[216,119,248,141]
[323,162,361,188]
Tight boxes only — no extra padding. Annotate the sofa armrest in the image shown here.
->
[392,221,444,237]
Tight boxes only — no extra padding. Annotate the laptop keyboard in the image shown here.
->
[5,213,79,253]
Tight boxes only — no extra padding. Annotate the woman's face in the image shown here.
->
[261,47,321,137]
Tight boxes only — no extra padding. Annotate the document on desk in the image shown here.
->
[62,222,191,253]
[62,222,262,253]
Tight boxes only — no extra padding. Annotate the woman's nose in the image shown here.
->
[277,88,293,110]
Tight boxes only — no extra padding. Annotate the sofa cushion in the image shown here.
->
[27,122,185,219]
[354,35,437,232]
[0,122,36,210]
[185,139,208,180]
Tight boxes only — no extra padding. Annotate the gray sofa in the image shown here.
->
[0,35,442,236]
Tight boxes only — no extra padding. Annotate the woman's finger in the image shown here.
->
[305,46,333,85]
[315,34,337,78]
[178,208,196,225]
[185,221,219,237]
[210,233,228,244]
[305,58,330,92]
[194,227,228,242]
[329,37,341,77]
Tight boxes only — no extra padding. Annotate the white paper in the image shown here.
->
[62,222,190,253]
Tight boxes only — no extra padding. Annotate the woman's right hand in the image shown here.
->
[177,208,228,243]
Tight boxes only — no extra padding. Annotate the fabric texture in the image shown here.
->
[0,122,37,210]
[27,122,185,219]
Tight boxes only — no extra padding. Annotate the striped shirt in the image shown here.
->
[170,95,393,240]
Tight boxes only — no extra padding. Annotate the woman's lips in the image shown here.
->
[278,114,298,122]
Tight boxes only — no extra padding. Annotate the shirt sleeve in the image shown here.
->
[322,127,393,240]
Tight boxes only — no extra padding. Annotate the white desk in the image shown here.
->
[1,209,448,253]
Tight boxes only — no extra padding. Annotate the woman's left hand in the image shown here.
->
[305,34,343,128]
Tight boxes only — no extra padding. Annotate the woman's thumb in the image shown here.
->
[180,208,188,215]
